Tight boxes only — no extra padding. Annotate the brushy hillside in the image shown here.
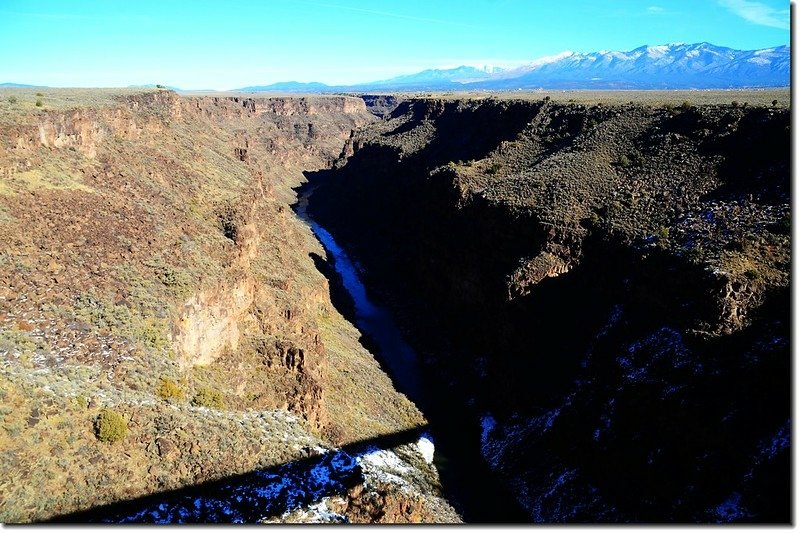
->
[0,89,457,523]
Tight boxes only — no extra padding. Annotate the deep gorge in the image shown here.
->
[0,90,789,524]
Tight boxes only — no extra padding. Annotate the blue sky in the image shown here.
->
[0,0,790,89]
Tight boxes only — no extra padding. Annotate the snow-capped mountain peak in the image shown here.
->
[479,42,788,90]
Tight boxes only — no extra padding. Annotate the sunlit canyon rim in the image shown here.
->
[0,87,789,523]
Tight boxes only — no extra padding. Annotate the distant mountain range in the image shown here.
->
[3,43,789,93]
[234,42,789,92]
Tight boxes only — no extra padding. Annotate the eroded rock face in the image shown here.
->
[0,90,452,523]
[307,97,790,522]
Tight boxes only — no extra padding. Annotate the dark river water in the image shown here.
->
[295,184,529,523]
[294,187,425,405]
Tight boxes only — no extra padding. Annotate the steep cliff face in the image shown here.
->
[307,97,790,522]
[0,90,457,523]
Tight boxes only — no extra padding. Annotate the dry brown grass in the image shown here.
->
[0,87,161,115]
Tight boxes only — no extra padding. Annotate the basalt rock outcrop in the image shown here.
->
[306,97,790,522]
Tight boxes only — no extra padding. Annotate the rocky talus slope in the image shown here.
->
[307,97,790,522]
[0,90,459,523]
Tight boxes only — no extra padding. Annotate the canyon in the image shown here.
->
[0,87,790,523]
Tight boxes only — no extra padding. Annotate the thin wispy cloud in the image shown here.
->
[285,0,478,28]
[646,6,666,14]
[718,0,789,29]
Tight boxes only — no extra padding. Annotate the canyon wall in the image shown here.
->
[0,90,457,523]
[307,97,790,522]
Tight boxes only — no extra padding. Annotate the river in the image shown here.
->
[295,183,529,523]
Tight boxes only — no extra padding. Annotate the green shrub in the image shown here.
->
[157,265,192,292]
[156,377,184,401]
[744,269,760,280]
[7,96,17,104]
[35,99,43,107]
[35,92,43,97]
[486,162,502,175]
[131,317,170,351]
[617,154,632,168]
[685,246,704,264]
[607,200,624,217]
[95,408,127,443]
[75,395,89,409]
[656,226,670,241]
[192,387,225,409]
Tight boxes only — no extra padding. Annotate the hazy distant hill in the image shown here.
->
[236,81,333,92]
[358,65,502,90]
[127,84,184,91]
[0,82,45,88]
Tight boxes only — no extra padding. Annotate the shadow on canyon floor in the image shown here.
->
[299,186,531,524]
[45,426,430,524]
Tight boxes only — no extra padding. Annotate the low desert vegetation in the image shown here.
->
[156,377,184,401]
[192,387,225,409]
[94,408,128,443]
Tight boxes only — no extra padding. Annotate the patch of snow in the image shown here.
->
[712,492,752,522]
[596,304,623,339]
[647,45,669,56]
[541,407,562,431]
[527,50,575,68]
[417,434,435,464]
[289,498,347,523]
[480,414,497,446]
[759,421,790,460]
[529,468,580,522]
[308,460,338,490]
[359,447,409,472]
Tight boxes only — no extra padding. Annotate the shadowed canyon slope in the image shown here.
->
[306,95,790,522]
[0,90,459,523]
